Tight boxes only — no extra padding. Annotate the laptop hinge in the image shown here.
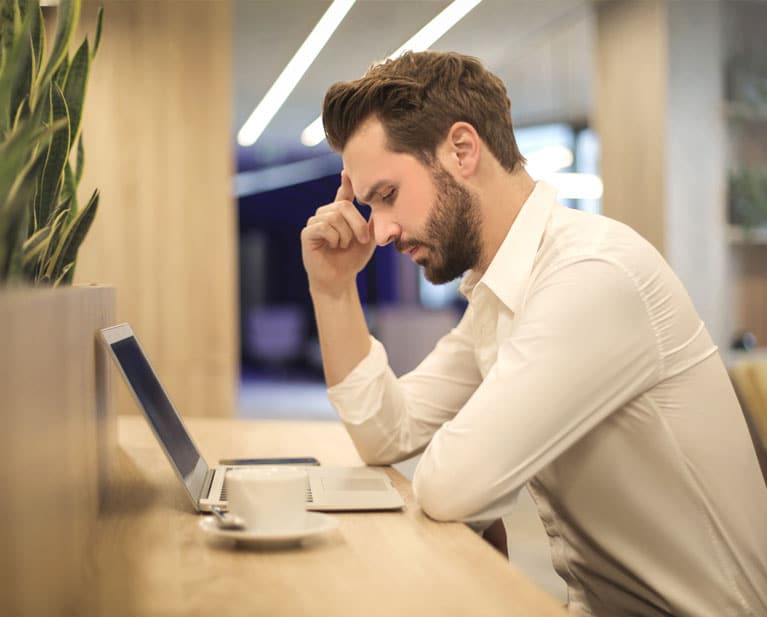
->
[199,468,216,502]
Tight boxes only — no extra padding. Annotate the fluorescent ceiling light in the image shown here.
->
[301,0,483,147]
[301,116,326,148]
[388,0,482,59]
[238,0,356,147]
[524,147,602,200]
[545,173,604,200]
[524,145,574,177]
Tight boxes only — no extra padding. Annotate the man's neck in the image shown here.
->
[474,165,536,274]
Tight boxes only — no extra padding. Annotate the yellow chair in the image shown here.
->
[730,360,767,485]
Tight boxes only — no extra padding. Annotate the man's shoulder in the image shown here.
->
[546,205,650,254]
[538,205,671,287]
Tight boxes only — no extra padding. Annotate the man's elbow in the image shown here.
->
[412,468,475,522]
[358,450,396,466]
[354,442,411,467]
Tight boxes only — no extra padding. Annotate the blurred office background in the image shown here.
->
[69,0,767,601]
[229,0,766,417]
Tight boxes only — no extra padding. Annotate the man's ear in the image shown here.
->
[445,122,480,178]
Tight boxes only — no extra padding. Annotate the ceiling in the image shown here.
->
[234,0,596,169]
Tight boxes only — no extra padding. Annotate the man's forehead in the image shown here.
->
[341,120,388,169]
[342,125,395,200]
[344,123,429,197]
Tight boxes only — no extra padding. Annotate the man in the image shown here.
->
[300,51,767,617]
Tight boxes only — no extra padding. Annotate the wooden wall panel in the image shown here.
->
[0,286,116,617]
[595,0,667,254]
[595,0,734,350]
[74,1,238,417]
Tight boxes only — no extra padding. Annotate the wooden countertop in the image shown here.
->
[77,415,568,617]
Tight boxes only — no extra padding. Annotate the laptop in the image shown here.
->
[100,323,404,512]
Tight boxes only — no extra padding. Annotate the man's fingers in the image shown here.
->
[308,172,370,249]
[303,217,342,249]
[338,200,370,244]
[335,170,355,203]
[315,201,370,244]
[315,211,354,249]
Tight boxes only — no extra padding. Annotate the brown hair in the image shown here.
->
[322,51,525,172]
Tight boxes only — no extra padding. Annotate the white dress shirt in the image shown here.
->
[327,181,767,617]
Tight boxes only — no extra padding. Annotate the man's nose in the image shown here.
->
[371,212,401,247]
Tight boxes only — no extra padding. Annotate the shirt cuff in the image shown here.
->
[327,336,388,424]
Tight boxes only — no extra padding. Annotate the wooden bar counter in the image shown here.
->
[78,415,568,617]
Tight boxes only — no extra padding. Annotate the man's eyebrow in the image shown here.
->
[359,180,392,204]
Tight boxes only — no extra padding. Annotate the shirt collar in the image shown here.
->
[459,180,557,312]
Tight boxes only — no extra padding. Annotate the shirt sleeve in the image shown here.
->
[327,309,483,465]
[412,257,662,523]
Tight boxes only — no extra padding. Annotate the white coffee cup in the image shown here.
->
[226,466,307,532]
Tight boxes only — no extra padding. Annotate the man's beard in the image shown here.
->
[395,163,482,285]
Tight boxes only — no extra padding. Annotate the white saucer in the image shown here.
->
[199,512,338,548]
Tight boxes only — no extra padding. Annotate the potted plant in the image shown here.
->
[0,0,102,283]
[0,2,116,612]
[729,167,767,236]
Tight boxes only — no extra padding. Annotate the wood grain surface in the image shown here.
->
[77,415,569,617]
[73,0,238,418]
[0,286,116,617]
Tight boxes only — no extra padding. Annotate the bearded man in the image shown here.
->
[300,51,767,617]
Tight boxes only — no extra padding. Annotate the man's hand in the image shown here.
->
[301,171,376,297]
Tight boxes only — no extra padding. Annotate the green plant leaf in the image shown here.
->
[16,0,31,19]
[11,92,26,128]
[36,81,70,229]
[30,3,43,82]
[0,1,33,132]
[0,166,32,281]
[9,0,35,125]
[730,167,767,229]
[52,51,68,89]
[21,221,51,266]
[0,114,59,213]
[63,37,89,144]
[0,147,44,282]
[62,159,78,216]
[92,6,102,57]
[0,0,21,69]
[36,201,69,281]
[53,260,73,286]
[45,187,97,282]
[75,133,84,183]
[34,0,80,108]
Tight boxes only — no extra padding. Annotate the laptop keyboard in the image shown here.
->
[221,475,313,503]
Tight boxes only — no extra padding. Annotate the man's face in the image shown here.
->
[343,119,482,284]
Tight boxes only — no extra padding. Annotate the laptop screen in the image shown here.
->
[107,332,209,504]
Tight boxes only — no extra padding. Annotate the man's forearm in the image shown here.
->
[311,283,372,387]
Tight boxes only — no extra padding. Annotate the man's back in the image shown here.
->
[526,205,767,616]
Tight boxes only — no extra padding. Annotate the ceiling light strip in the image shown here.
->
[238,0,356,147]
[388,0,482,59]
[301,0,483,147]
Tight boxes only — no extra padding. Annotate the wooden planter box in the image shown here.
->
[0,284,116,616]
